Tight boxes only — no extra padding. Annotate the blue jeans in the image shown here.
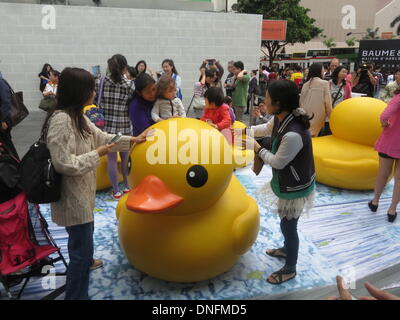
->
[65,222,94,300]
[280,217,299,272]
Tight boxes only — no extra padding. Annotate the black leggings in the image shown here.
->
[319,122,332,137]
[280,217,299,271]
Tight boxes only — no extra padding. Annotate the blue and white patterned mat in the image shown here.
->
[3,166,398,300]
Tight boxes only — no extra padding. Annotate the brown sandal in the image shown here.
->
[265,248,287,259]
[267,268,296,285]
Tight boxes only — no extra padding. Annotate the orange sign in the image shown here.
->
[381,32,393,39]
[262,20,287,41]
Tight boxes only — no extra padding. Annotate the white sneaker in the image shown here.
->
[111,191,123,200]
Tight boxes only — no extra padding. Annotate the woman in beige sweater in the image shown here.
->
[300,63,332,137]
[46,68,149,300]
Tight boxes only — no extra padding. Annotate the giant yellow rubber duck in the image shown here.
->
[313,97,388,190]
[116,118,259,282]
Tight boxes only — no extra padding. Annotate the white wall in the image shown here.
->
[0,2,262,110]
[375,0,400,35]
[0,0,215,11]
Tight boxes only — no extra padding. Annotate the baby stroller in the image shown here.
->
[0,141,67,300]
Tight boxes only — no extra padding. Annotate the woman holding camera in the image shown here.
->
[200,59,224,88]
[192,68,218,119]
[351,64,377,98]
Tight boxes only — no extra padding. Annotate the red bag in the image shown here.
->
[0,193,57,275]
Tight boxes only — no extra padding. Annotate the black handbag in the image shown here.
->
[38,96,57,112]
[3,79,29,127]
[19,115,61,204]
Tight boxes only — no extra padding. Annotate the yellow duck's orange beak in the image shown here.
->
[126,176,184,213]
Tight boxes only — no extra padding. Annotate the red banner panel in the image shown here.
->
[262,20,287,41]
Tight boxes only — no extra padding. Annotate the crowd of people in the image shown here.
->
[252,60,400,136]
[1,52,400,300]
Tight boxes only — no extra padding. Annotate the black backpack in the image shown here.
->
[0,142,21,203]
[19,115,61,204]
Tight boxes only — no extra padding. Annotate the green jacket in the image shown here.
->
[232,74,250,107]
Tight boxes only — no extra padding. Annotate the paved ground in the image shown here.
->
[253,263,400,300]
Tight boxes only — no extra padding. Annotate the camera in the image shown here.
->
[109,132,122,144]
[206,59,216,69]
[360,63,370,73]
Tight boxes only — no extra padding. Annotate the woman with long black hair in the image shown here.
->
[38,63,53,92]
[46,67,149,299]
[237,80,315,285]
[161,59,183,100]
[135,60,156,79]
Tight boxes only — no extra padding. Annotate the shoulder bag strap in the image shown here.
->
[2,79,15,95]
[332,82,345,106]
[169,100,174,116]
[39,112,59,143]
[97,76,106,107]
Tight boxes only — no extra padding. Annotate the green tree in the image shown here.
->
[323,38,336,48]
[235,0,323,66]
[345,37,357,47]
[362,27,380,40]
[390,15,400,36]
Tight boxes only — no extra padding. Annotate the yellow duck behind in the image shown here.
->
[116,118,259,282]
[83,104,124,191]
[312,97,389,190]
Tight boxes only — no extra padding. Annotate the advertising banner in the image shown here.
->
[358,39,400,69]
[261,20,287,41]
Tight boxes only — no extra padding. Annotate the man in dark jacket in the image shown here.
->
[0,71,18,158]
[0,71,21,203]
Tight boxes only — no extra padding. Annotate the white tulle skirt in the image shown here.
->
[256,181,315,221]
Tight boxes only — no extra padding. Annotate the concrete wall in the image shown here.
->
[300,0,378,42]
[0,2,262,110]
[375,0,400,35]
[0,0,215,11]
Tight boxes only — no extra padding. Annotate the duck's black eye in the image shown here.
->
[186,165,208,188]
